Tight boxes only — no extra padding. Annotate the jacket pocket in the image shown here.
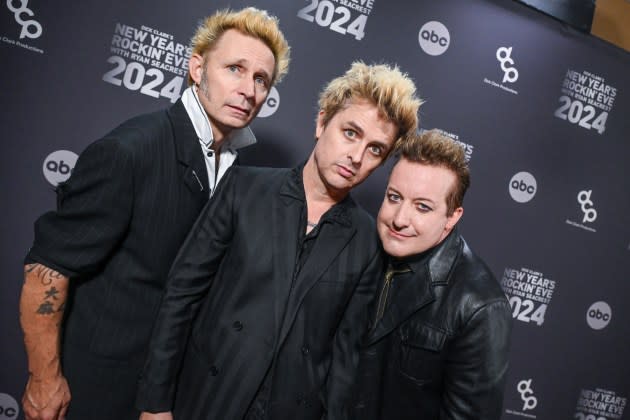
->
[398,323,446,386]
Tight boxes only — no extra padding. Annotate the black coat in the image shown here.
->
[351,230,512,420]
[27,101,210,419]
[136,165,382,420]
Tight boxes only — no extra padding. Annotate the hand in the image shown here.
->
[139,412,174,420]
[22,374,71,420]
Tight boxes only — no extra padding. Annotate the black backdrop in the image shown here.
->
[1,1,629,419]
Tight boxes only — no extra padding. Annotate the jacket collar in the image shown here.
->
[366,229,462,345]
[167,100,210,195]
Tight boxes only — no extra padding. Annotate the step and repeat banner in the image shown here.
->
[1,0,629,419]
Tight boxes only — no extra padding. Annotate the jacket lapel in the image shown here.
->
[366,230,462,345]
[271,170,303,341]
[167,100,209,199]
[277,201,356,346]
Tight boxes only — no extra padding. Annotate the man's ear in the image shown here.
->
[188,53,204,85]
[445,207,463,233]
[315,110,326,140]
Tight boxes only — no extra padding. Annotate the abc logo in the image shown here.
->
[257,86,280,118]
[509,171,537,203]
[418,21,450,56]
[43,150,78,186]
[586,301,611,330]
[0,393,19,419]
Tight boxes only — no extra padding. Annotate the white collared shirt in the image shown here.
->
[181,86,256,196]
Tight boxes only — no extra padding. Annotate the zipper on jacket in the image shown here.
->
[374,265,411,326]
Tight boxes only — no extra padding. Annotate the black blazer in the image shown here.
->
[351,231,512,420]
[136,165,382,420]
[27,101,210,418]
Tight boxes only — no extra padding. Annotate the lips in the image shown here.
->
[336,164,355,178]
[227,104,251,117]
[387,227,413,239]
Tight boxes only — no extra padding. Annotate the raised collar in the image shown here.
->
[401,228,463,285]
[181,86,256,151]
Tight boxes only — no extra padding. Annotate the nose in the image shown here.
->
[392,203,411,230]
[238,77,256,101]
[347,143,364,167]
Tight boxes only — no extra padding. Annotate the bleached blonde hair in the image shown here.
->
[189,7,290,86]
[318,61,422,155]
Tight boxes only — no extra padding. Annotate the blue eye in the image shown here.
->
[387,193,400,202]
[417,203,432,212]
[368,145,383,156]
[228,65,239,73]
[344,129,357,138]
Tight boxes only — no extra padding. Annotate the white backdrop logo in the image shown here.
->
[257,87,280,118]
[418,21,450,56]
[587,301,611,330]
[43,150,78,186]
[297,0,371,41]
[496,47,518,83]
[575,388,627,419]
[6,0,42,39]
[509,171,537,203]
[0,393,19,419]
[518,379,538,411]
[577,190,597,223]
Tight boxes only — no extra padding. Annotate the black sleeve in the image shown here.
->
[26,137,134,277]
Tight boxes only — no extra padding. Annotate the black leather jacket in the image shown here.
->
[350,230,512,420]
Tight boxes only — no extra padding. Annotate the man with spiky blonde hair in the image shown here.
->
[136,61,421,420]
[20,7,289,420]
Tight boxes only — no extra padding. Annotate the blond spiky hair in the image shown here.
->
[318,61,422,154]
[188,7,290,86]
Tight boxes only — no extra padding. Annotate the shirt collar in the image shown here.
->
[181,86,257,151]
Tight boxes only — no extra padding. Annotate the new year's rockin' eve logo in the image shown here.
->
[6,0,42,39]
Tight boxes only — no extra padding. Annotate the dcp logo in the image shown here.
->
[0,393,19,419]
[43,150,78,186]
[509,171,537,203]
[587,301,611,330]
[418,21,450,56]
[257,86,280,118]
[577,190,597,223]
[496,46,518,84]
[517,379,538,411]
[6,0,43,39]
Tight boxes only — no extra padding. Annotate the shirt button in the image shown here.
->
[301,346,310,356]
[210,365,219,376]
[233,321,243,331]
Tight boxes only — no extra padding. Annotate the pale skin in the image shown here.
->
[140,99,397,419]
[20,263,70,420]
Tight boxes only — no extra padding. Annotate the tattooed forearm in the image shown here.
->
[36,287,64,315]
[23,264,68,317]
[24,263,65,286]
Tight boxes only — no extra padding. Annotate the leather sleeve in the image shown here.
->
[440,299,512,420]
[135,167,238,412]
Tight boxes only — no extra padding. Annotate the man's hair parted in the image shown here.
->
[400,129,470,216]
[189,7,290,86]
[318,61,422,153]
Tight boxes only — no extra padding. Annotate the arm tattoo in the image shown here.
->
[25,264,67,316]
[24,263,65,286]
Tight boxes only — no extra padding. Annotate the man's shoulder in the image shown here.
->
[447,237,508,307]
